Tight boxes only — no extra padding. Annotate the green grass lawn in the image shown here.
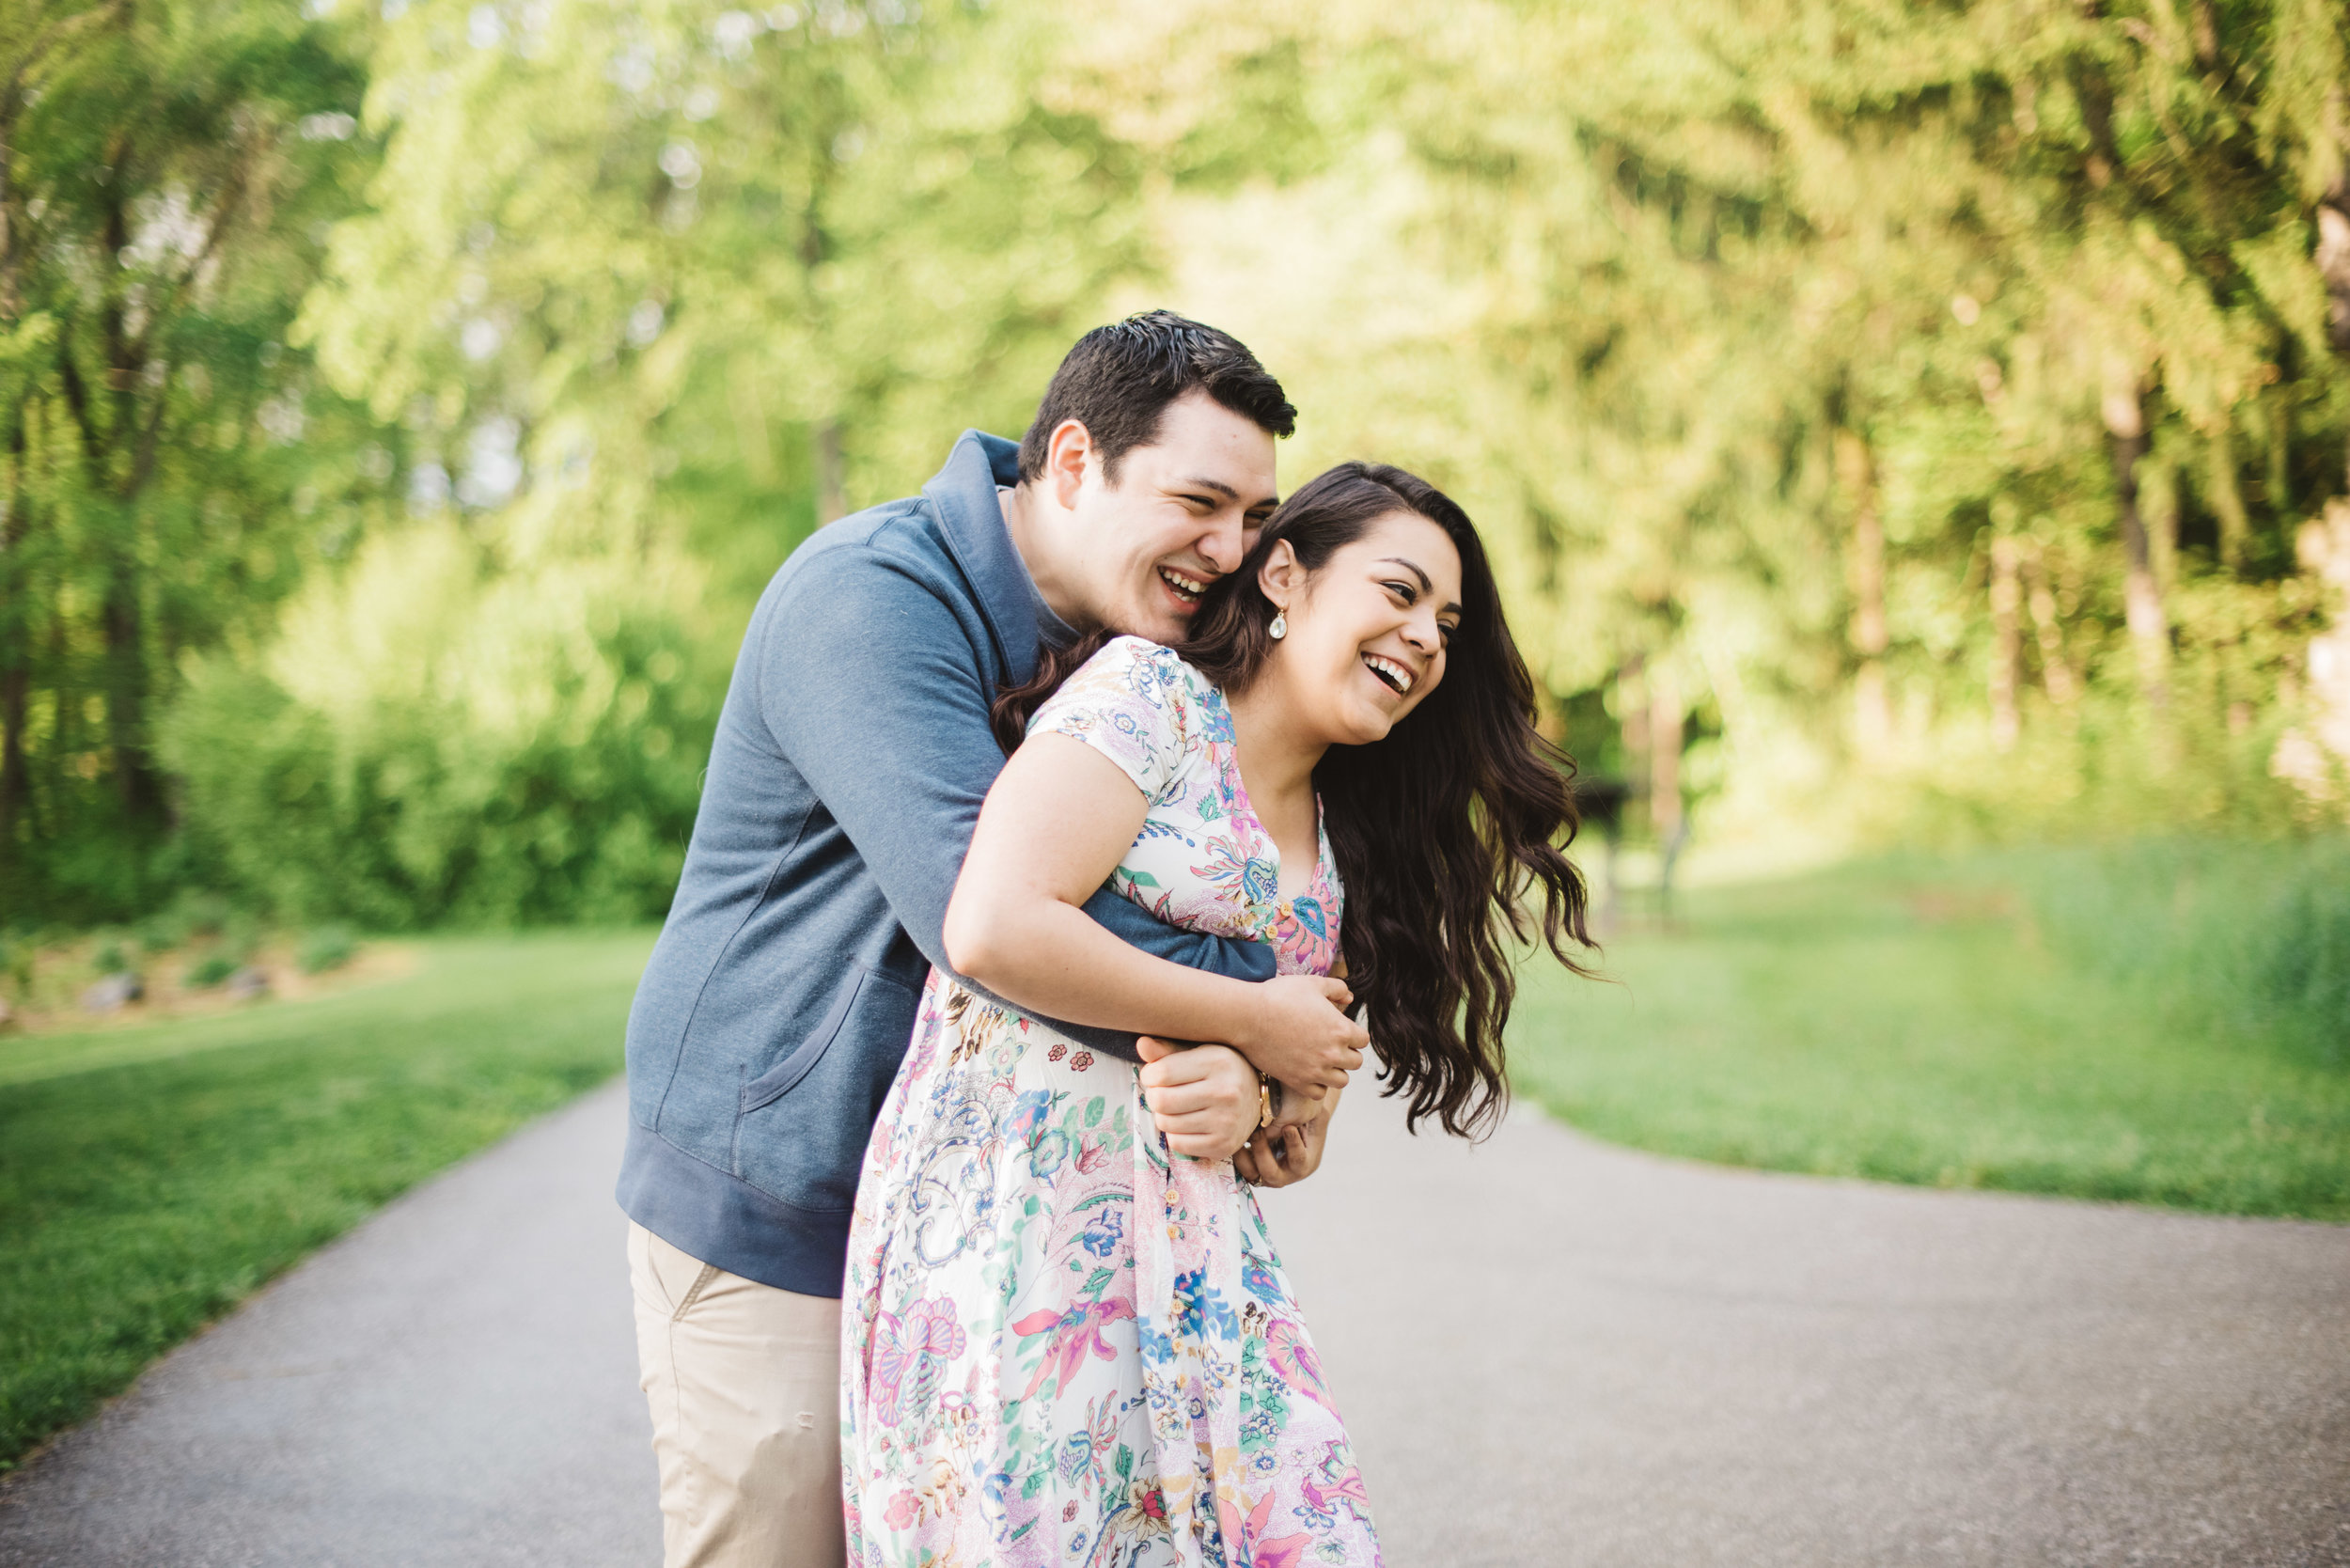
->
[8,865,2342,1477]
[0,930,652,1472]
[1511,867,2350,1221]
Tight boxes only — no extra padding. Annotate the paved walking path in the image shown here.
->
[3,1077,2345,1567]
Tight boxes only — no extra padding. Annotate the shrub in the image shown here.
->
[137,916,186,956]
[158,524,717,929]
[184,955,239,989]
[296,926,356,975]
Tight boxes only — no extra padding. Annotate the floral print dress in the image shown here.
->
[840,635,1382,1568]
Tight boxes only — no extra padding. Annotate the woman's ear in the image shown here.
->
[1257,540,1304,610]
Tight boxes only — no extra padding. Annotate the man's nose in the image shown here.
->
[1195,510,1246,574]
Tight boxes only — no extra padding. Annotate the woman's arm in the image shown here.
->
[944,732,1365,1092]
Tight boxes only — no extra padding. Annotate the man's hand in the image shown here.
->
[1136,1038,1261,1162]
[1234,1081,1340,1189]
[1236,975,1366,1096]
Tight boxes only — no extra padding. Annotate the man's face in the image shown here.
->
[1059,391,1280,644]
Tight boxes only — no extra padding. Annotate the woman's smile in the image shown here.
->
[1361,651,1417,696]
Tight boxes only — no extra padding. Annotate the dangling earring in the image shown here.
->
[1267,608,1288,640]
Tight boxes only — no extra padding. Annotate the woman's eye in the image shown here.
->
[1383,580,1415,602]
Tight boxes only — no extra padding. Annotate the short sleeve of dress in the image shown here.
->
[1027,635,1197,806]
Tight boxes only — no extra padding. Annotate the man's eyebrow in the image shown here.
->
[1177,476,1240,501]
[1379,556,1464,616]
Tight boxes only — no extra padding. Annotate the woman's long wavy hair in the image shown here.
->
[995,463,1596,1137]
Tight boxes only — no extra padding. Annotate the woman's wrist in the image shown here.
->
[1198,972,1272,1057]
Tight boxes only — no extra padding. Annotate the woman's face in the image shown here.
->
[1262,510,1464,747]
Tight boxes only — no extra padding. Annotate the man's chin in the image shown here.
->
[1121,604,1195,646]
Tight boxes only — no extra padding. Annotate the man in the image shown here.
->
[617,311,1368,1566]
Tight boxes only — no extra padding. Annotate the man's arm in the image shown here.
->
[759,546,1275,1059]
[944,731,1365,1097]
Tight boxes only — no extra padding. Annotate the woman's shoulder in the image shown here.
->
[1063,635,1219,714]
[1029,635,1218,794]
[1077,634,1182,682]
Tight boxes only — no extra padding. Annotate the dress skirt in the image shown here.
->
[840,973,1382,1568]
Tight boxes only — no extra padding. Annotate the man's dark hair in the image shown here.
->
[1016,310,1296,484]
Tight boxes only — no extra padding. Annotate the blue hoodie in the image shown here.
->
[616,430,1276,1296]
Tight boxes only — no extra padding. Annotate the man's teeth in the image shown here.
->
[1364,653,1414,694]
[1158,567,1204,602]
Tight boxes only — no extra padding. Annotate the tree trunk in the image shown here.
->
[2103,376,2169,709]
[2295,169,2350,771]
[2295,504,2350,768]
[2022,541,2078,705]
[1989,534,2021,749]
[2317,180,2350,360]
[1834,429,1892,758]
[1649,657,1687,917]
[1617,651,1650,791]
[102,553,161,822]
[0,413,26,865]
[1649,658,1684,845]
[2207,429,2249,572]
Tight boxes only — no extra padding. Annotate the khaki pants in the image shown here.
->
[629,1221,847,1568]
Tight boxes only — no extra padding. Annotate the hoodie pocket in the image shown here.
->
[733,964,921,1212]
[742,968,869,1114]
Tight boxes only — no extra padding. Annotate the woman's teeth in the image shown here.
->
[1363,653,1414,695]
[1158,567,1205,603]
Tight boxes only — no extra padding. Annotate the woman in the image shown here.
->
[841,463,1595,1567]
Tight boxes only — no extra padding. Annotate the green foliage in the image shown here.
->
[0,0,393,921]
[0,930,650,1470]
[182,953,237,988]
[1511,859,2350,1219]
[294,924,354,975]
[160,523,720,925]
[7,0,2350,927]
[1158,0,2350,850]
[137,0,1157,928]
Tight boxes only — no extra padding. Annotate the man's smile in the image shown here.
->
[1156,565,1209,606]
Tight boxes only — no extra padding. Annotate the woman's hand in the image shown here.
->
[1136,1038,1261,1162]
[1235,1080,1341,1189]
[1235,975,1366,1097]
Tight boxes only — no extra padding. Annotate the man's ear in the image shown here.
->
[1044,418,1094,512]
[1258,540,1304,608]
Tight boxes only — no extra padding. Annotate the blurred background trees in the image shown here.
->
[2,0,372,919]
[4,0,2348,928]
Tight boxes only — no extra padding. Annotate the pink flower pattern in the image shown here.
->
[841,637,1380,1567]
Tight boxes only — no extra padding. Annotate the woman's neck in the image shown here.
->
[1223,681,1326,811]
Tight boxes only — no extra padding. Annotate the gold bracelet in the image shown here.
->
[1256,1074,1275,1130]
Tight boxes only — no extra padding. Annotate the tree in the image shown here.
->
[161,0,1164,924]
[1187,0,2350,837]
[0,0,374,918]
